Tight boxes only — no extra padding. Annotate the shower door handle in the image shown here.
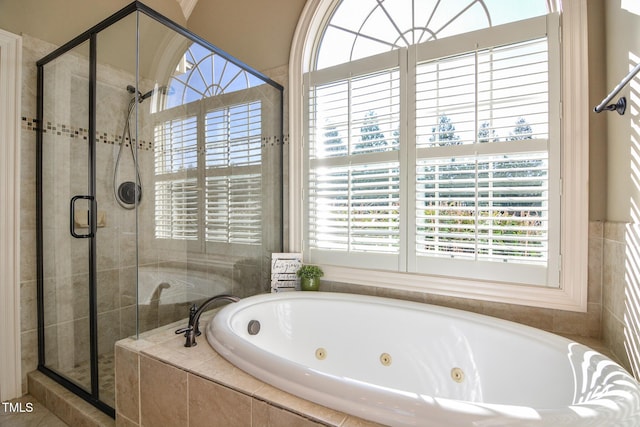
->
[70,195,96,238]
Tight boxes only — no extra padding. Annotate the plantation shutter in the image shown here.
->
[303,14,559,285]
[154,116,199,240]
[415,153,549,262]
[154,101,263,246]
[205,101,262,245]
[306,52,402,270]
[411,16,556,285]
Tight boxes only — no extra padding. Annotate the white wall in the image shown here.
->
[0,0,185,47]
[0,28,22,401]
[187,0,306,71]
[605,0,640,222]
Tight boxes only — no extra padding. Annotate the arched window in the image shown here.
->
[165,43,266,106]
[291,0,589,310]
[314,0,550,69]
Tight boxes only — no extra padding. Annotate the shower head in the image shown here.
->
[125,84,172,103]
[126,85,143,104]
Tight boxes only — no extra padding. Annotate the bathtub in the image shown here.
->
[206,292,640,426]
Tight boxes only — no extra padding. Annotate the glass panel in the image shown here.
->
[41,40,92,393]
[95,12,138,409]
[139,15,205,332]
[137,12,283,331]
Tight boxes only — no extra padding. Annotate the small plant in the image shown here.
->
[296,264,324,280]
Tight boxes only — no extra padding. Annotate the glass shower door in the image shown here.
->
[38,10,142,414]
[39,40,94,396]
[37,16,139,412]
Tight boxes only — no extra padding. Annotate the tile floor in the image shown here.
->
[0,395,67,427]
[62,354,115,409]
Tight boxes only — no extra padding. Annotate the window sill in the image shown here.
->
[320,265,587,312]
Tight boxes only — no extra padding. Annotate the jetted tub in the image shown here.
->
[206,292,640,426]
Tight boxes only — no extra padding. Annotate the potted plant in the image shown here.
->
[296,264,324,291]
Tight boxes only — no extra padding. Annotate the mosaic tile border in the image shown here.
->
[23,117,289,152]
[262,135,288,147]
[22,117,154,151]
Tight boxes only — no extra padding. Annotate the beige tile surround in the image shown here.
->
[112,220,640,427]
[115,307,623,427]
[115,313,383,427]
[602,222,639,376]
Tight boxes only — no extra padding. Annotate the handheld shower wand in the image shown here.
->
[113,85,144,209]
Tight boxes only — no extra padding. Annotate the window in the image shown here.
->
[307,66,401,270]
[305,3,557,286]
[153,43,265,252]
[204,102,262,245]
[154,116,199,240]
[292,0,589,310]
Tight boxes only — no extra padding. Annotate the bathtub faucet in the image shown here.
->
[175,294,240,347]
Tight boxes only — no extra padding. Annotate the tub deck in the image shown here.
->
[115,311,378,426]
[114,301,631,427]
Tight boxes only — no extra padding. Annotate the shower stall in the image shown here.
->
[36,2,283,416]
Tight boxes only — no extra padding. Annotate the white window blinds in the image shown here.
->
[307,61,401,269]
[154,179,199,240]
[415,153,549,262]
[205,102,262,245]
[414,37,550,262]
[154,117,198,240]
[154,101,263,246]
[304,15,559,286]
[309,162,400,253]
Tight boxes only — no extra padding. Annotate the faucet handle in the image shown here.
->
[175,326,192,337]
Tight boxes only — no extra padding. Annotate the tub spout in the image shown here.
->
[175,294,240,347]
